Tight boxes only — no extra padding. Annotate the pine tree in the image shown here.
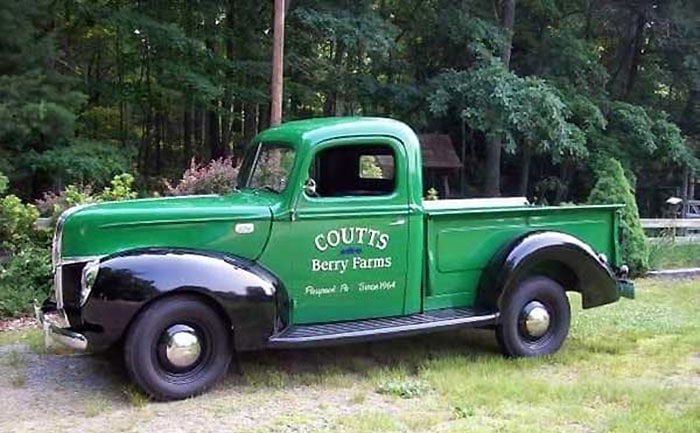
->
[588,158,649,275]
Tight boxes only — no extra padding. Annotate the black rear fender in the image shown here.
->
[81,249,288,351]
[477,231,619,310]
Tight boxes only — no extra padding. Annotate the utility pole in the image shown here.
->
[270,0,285,126]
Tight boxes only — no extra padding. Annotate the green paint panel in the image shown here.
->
[61,192,274,260]
[424,205,621,310]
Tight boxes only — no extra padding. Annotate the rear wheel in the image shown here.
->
[124,296,233,400]
[496,276,570,357]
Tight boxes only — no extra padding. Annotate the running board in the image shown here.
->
[268,307,499,348]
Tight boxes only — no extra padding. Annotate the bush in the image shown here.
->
[165,157,239,196]
[587,157,649,275]
[0,172,8,196]
[36,173,138,220]
[31,139,135,188]
[99,173,138,201]
[0,244,52,318]
[36,184,96,221]
[0,173,137,318]
[0,194,43,250]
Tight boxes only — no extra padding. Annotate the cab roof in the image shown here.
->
[253,117,418,150]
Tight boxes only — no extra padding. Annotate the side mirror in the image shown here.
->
[304,178,318,196]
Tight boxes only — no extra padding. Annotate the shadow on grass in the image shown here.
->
[231,328,500,389]
[2,327,501,406]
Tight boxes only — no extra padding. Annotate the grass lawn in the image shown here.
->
[0,277,699,433]
[648,240,700,270]
[206,277,700,432]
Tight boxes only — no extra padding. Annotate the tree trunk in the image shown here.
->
[460,116,466,196]
[155,112,163,174]
[193,108,204,160]
[207,105,222,160]
[624,11,646,100]
[555,161,571,204]
[483,139,502,197]
[518,146,532,196]
[690,176,696,201]
[484,0,516,197]
[259,102,271,131]
[183,103,192,166]
[205,34,222,159]
[499,0,516,67]
[682,166,690,218]
[220,0,238,155]
[270,0,285,126]
[243,103,258,143]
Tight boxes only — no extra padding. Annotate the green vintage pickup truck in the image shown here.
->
[37,117,634,400]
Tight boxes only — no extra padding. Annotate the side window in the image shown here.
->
[310,145,396,197]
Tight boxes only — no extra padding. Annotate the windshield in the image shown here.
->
[238,142,296,193]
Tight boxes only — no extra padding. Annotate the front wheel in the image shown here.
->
[496,276,570,357]
[124,296,233,401]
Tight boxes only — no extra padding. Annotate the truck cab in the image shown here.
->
[37,117,634,401]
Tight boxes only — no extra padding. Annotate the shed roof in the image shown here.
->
[418,134,462,169]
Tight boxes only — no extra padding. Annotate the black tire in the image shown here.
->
[495,276,570,357]
[124,295,233,401]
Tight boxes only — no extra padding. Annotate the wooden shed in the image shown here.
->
[418,134,463,198]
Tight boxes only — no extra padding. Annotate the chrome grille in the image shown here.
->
[54,265,64,309]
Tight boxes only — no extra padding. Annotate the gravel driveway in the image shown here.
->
[0,328,476,433]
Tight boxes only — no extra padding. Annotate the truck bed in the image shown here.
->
[423,201,622,310]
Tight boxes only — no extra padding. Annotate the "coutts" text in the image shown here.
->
[314,227,389,252]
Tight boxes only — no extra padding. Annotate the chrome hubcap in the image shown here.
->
[164,325,201,369]
[521,301,551,338]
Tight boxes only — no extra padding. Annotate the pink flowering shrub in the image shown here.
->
[165,157,239,196]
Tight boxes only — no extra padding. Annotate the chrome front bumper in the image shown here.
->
[34,300,88,351]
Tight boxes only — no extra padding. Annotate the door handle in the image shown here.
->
[389,218,406,226]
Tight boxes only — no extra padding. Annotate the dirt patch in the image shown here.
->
[0,337,452,433]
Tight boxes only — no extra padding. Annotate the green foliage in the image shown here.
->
[32,140,134,188]
[588,158,649,275]
[608,102,657,156]
[36,174,138,220]
[0,195,41,251]
[648,110,697,169]
[531,29,609,96]
[99,174,138,202]
[359,155,384,179]
[0,171,138,318]
[0,243,51,318]
[0,172,8,196]
[429,62,521,151]
[0,180,51,317]
[428,61,585,161]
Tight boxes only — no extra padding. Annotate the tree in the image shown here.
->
[428,61,585,196]
[588,158,649,275]
[483,0,517,196]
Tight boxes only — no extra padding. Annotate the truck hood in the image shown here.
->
[59,192,275,261]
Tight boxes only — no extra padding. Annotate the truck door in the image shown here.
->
[289,137,411,324]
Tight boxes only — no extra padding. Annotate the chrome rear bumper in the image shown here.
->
[34,300,88,351]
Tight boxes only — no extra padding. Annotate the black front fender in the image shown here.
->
[477,231,619,310]
[81,248,287,351]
